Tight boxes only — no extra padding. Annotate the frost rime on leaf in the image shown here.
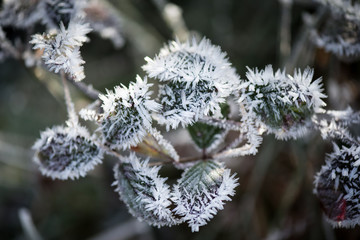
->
[143,37,240,130]
[317,0,360,21]
[32,124,103,180]
[314,143,360,228]
[313,12,360,62]
[113,153,178,227]
[172,160,239,232]
[239,65,326,140]
[99,76,160,150]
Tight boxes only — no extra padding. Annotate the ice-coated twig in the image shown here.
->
[61,70,78,125]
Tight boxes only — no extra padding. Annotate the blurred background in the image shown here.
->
[1,0,360,239]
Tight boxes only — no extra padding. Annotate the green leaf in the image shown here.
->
[187,122,223,149]
[187,103,230,149]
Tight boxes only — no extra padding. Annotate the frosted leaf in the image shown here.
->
[313,107,360,143]
[113,153,179,227]
[239,65,326,140]
[312,13,360,62]
[156,80,224,130]
[99,76,161,150]
[32,123,103,180]
[172,160,239,232]
[30,19,91,81]
[143,37,240,130]
[314,143,360,228]
[316,0,360,21]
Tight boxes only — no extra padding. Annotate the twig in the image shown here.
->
[61,71,78,125]
[0,27,22,59]
[18,208,43,240]
[149,155,202,166]
[285,8,326,70]
[101,145,125,161]
[68,79,102,100]
[88,219,152,240]
[279,0,293,66]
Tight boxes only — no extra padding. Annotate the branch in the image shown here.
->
[0,27,22,60]
[68,79,102,100]
[61,71,78,125]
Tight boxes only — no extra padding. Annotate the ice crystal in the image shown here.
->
[172,160,239,232]
[143,37,240,130]
[239,65,326,140]
[113,153,178,227]
[32,123,103,180]
[314,143,360,227]
[30,19,91,81]
[99,76,161,150]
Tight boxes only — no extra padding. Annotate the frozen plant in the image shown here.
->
[2,0,360,234]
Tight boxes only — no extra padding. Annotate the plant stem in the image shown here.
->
[61,71,78,125]
[68,79,102,100]
[279,0,292,66]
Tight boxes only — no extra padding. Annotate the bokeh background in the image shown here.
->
[1,0,360,239]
